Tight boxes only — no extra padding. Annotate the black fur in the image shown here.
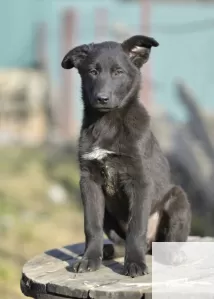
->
[62,35,191,277]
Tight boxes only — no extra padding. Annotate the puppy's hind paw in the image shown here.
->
[103,244,115,260]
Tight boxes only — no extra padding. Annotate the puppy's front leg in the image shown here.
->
[124,182,151,277]
[72,175,104,273]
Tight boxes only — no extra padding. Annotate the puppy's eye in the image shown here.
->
[89,69,98,76]
[113,69,124,76]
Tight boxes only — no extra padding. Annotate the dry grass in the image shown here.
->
[0,147,84,299]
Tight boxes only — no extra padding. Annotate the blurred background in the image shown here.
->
[0,0,214,298]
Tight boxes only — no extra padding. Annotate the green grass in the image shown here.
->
[0,147,84,299]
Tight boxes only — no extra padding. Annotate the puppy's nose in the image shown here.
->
[97,95,109,104]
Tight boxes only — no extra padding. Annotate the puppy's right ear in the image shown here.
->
[122,35,159,68]
[61,44,92,69]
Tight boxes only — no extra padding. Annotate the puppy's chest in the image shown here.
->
[82,147,120,196]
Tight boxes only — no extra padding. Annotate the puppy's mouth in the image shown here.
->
[94,106,118,112]
[93,106,111,112]
[97,108,111,112]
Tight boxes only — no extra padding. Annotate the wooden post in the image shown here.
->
[36,22,54,144]
[61,9,76,141]
[36,22,48,70]
[94,7,108,42]
[140,0,152,111]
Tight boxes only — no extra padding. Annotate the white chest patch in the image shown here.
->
[82,147,115,161]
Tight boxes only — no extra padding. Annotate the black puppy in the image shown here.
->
[61,35,191,278]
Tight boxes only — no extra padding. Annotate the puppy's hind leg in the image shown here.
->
[156,186,191,243]
[103,209,125,260]
[155,186,192,265]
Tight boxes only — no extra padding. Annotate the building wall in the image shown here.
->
[0,0,43,68]
[152,3,214,120]
[47,0,214,121]
[1,0,214,122]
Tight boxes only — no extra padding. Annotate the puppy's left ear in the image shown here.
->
[61,43,93,69]
[121,35,159,68]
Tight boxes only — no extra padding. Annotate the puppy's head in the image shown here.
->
[62,35,159,112]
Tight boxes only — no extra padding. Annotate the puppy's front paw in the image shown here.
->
[124,260,149,278]
[72,256,102,273]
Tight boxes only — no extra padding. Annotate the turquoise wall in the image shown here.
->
[1,0,214,120]
[152,3,214,120]
[0,0,43,68]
